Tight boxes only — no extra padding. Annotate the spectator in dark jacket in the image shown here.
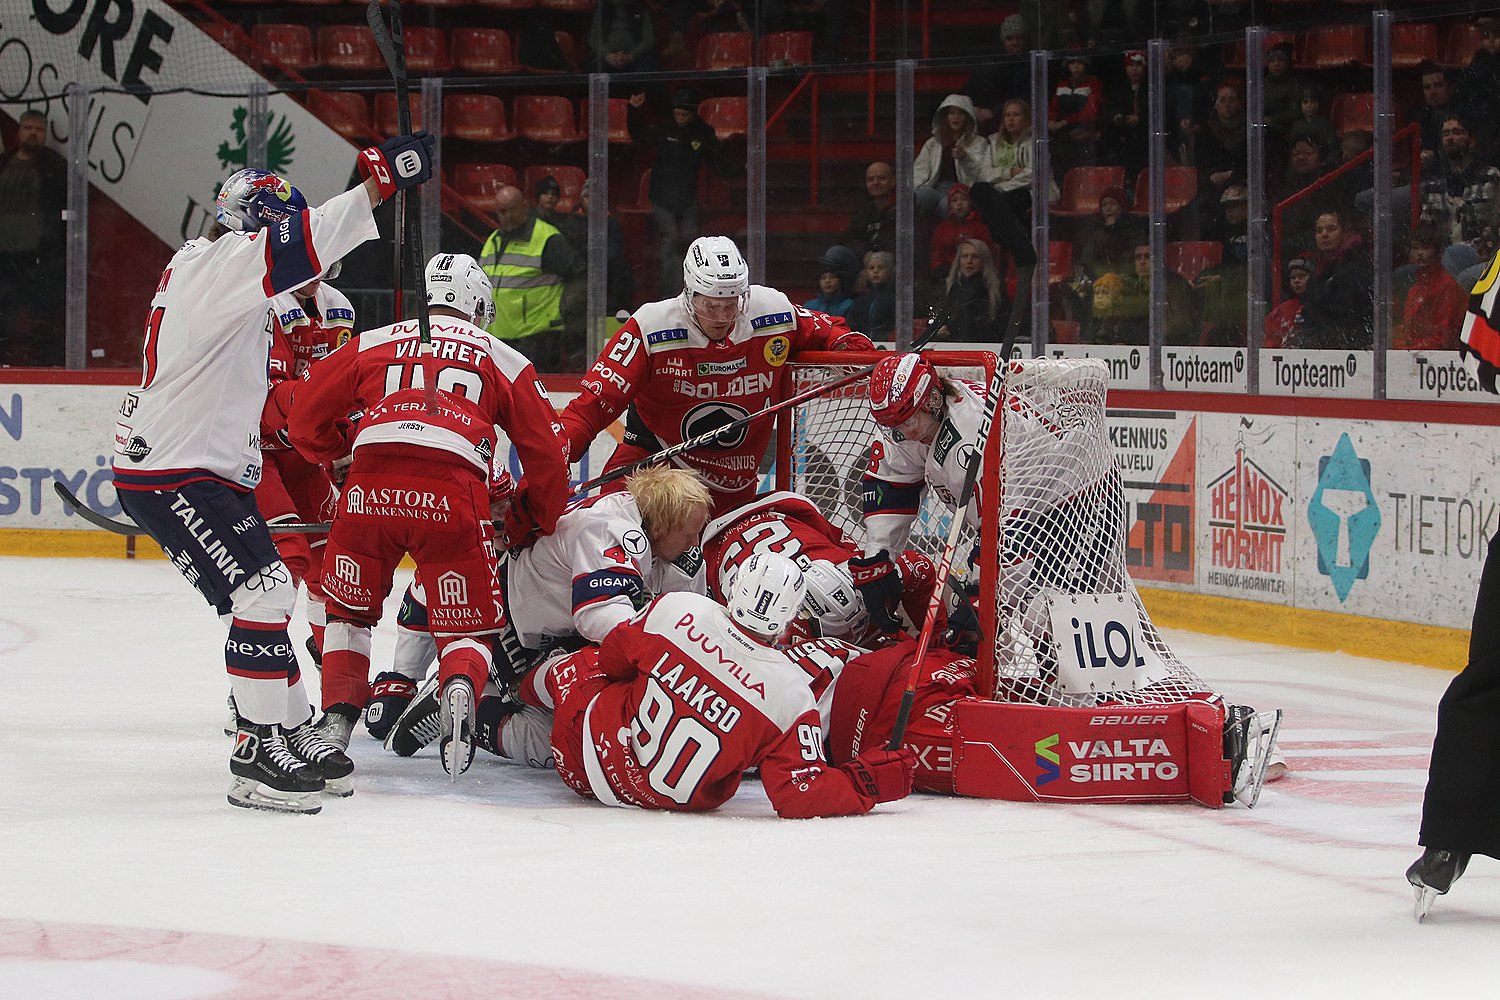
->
[1103,50,1149,176]
[628,88,734,295]
[935,239,1004,343]
[1292,208,1374,350]
[842,161,898,259]
[1079,185,1144,279]
[0,109,67,366]
[588,0,659,74]
[846,251,896,341]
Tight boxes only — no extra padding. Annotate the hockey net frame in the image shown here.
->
[775,351,1209,708]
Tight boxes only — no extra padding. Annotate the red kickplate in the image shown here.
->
[952,699,1229,808]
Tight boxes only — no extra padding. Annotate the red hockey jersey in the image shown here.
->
[261,283,356,453]
[701,490,856,599]
[558,591,890,817]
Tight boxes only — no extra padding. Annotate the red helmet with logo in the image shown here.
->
[869,353,938,428]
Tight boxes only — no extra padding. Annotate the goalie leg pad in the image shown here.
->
[952,699,1231,808]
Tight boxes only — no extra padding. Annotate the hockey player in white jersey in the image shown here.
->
[108,132,437,814]
[384,465,713,756]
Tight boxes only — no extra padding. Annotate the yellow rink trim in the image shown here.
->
[0,529,415,568]
[1139,586,1469,672]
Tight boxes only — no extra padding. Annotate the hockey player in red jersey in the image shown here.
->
[256,261,356,664]
[525,552,915,815]
[288,251,571,780]
[109,135,436,815]
[559,236,875,516]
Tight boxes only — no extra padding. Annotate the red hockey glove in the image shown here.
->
[839,748,916,804]
[357,131,437,201]
[829,329,876,352]
[501,480,543,552]
[849,550,903,633]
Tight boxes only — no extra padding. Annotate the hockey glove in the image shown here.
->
[501,480,544,553]
[943,584,981,656]
[839,748,916,804]
[357,131,437,201]
[365,671,418,741]
[850,550,904,633]
[828,329,876,352]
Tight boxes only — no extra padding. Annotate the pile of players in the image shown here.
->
[114,147,1279,819]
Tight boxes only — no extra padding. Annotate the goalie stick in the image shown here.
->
[366,0,438,413]
[885,265,1033,751]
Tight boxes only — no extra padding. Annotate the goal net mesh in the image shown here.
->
[780,352,1210,708]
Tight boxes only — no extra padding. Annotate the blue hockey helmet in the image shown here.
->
[215,168,308,233]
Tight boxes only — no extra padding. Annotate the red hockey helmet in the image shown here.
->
[869,353,938,428]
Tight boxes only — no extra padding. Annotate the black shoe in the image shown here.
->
[284,716,355,797]
[1407,848,1471,920]
[228,722,324,814]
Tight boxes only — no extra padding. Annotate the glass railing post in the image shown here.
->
[895,59,916,348]
[1245,25,1267,393]
[65,83,90,371]
[1031,49,1051,352]
[1372,8,1394,399]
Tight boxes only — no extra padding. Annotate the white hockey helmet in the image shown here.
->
[728,551,807,640]
[215,168,307,233]
[800,560,868,638]
[682,236,749,328]
[425,252,495,327]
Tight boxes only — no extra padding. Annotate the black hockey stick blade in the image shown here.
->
[54,481,146,535]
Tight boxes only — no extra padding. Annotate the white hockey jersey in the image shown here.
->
[504,492,706,649]
[112,186,378,492]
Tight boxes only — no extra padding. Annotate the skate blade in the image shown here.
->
[321,776,355,798]
[1233,709,1284,809]
[1413,883,1437,921]
[442,684,475,781]
[228,777,322,815]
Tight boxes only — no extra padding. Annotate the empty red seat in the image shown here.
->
[696,32,753,71]
[443,94,513,142]
[580,98,630,143]
[1303,25,1369,69]
[253,24,316,72]
[1129,165,1197,216]
[1165,241,1223,284]
[1050,319,1081,344]
[199,21,252,62]
[1047,240,1073,284]
[524,165,586,211]
[375,93,425,136]
[618,169,653,215]
[318,25,383,72]
[1439,21,1482,69]
[762,30,814,66]
[513,94,583,143]
[1384,22,1439,70]
[452,28,518,74]
[698,96,747,140]
[309,90,371,143]
[1330,92,1375,136]
[453,163,519,201]
[404,26,451,74]
[1049,166,1126,218]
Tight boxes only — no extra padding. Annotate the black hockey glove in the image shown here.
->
[943,583,981,656]
[358,131,437,201]
[849,550,904,633]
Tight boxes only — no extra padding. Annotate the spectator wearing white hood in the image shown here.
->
[913,93,1000,221]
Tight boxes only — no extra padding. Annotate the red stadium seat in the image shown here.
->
[618,168,653,216]
[1302,25,1369,69]
[580,98,630,144]
[474,0,535,7]
[452,28,518,74]
[1330,92,1375,136]
[1049,166,1126,218]
[317,25,384,72]
[1165,241,1223,284]
[453,163,519,201]
[1129,165,1197,217]
[253,24,316,72]
[513,95,584,143]
[443,94,514,142]
[696,32,754,71]
[308,90,372,143]
[1222,31,1297,70]
[698,96,747,140]
[524,165,586,212]
[198,21,253,62]
[538,0,596,9]
[403,26,451,74]
[555,31,579,71]
[1383,22,1439,70]
[761,30,814,66]
[1047,240,1073,284]
[1439,22,1482,70]
[1050,319,1081,344]
[374,93,425,136]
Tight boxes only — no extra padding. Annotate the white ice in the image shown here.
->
[0,555,1494,1000]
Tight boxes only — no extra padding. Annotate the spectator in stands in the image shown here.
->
[1196,185,1256,348]
[1419,115,1500,281]
[842,160,898,259]
[847,251,896,341]
[1264,255,1311,349]
[1410,64,1466,167]
[0,109,66,367]
[934,238,1004,344]
[805,245,858,320]
[1262,42,1302,142]
[1270,137,1332,252]
[1120,242,1198,347]
[930,184,993,283]
[628,88,733,296]
[1079,185,1143,280]
[588,0,659,74]
[988,98,1051,220]
[1398,226,1468,352]
[533,175,578,244]
[962,14,1031,135]
[479,184,584,372]
[1189,78,1248,209]
[1289,84,1338,164]
[517,19,572,73]
[1103,50,1150,178]
[914,94,997,223]
[1460,17,1500,157]
[1203,180,1248,247]
[1085,271,1131,343]
[1048,53,1104,177]
[1165,44,1216,161]
[1293,208,1373,350]
[572,180,636,315]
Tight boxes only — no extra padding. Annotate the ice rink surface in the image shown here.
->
[1,555,1496,1000]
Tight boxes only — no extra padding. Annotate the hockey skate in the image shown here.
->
[1407,848,1471,921]
[386,674,443,757]
[285,714,356,797]
[224,692,240,737]
[365,672,418,742]
[440,675,477,779]
[228,722,324,815]
[1223,705,1283,809]
[314,704,358,751]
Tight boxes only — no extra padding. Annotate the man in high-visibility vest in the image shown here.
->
[479,184,582,373]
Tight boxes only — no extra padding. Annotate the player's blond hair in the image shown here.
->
[627,465,712,536]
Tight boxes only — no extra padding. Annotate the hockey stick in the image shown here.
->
[885,266,1033,752]
[570,311,951,498]
[53,481,333,535]
[366,0,438,412]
